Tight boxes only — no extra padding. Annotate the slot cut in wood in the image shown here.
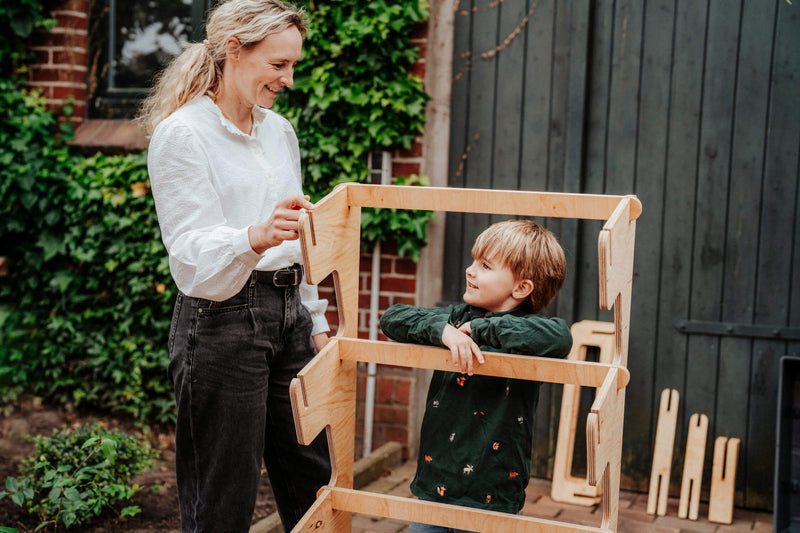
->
[647,388,679,516]
[708,436,739,524]
[552,320,616,506]
[678,413,708,520]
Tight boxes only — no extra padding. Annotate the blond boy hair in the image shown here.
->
[471,219,566,313]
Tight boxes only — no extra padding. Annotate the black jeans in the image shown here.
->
[168,272,331,532]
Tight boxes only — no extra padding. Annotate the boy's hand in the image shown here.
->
[441,323,484,375]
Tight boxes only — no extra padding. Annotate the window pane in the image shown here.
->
[109,0,193,92]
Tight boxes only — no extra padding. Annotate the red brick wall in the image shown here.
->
[27,0,89,127]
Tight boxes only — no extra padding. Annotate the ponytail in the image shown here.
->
[138,41,222,134]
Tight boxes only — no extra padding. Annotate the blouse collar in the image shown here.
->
[201,95,269,138]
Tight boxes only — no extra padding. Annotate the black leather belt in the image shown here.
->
[254,264,302,287]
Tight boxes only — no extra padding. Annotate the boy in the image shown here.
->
[380,220,572,533]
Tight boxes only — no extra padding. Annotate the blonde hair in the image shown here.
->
[471,220,566,313]
[137,0,307,134]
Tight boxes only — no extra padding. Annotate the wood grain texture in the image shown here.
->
[678,413,709,520]
[291,185,638,532]
[647,389,679,516]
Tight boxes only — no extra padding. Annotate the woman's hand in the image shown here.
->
[441,323,484,376]
[248,194,315,254]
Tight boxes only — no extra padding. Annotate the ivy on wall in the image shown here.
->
[0,81,176,422]
[275,0,433,258]
[0,0,432,423]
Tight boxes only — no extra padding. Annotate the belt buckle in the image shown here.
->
[273,267,298,287]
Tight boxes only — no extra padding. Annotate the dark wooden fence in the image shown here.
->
[443,0,800,510]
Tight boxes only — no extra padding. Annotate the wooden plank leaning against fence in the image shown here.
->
[288,184,641,533]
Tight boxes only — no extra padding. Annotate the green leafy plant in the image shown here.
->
[0,422,158,530]
[0,0,56,77]
[0,81,175,423]
[361,175,436,262]
[275,1,430,198]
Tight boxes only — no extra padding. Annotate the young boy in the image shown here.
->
[380,220,573,533]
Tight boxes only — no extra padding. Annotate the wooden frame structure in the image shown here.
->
[289,184,641,532]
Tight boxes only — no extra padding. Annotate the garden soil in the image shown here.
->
[0,399,277,532]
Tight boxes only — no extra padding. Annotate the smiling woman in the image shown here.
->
[138,1,333,532]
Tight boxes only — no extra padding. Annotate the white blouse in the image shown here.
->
[147,96,329,335]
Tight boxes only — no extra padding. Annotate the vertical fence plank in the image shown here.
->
[631,0,675,486]
[718,0,776,508]
[747,0,800,510]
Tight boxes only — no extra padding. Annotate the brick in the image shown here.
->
[324,309,338,325]
[376,377,393,403]
[410,21,428,41]
[373,406,407,425]
[30,66,85,84]
[653,515,717,532]
[49,85,86,100]
[555,507,601,528]
[391,161,421,178]
[55,12,88,30]
[389,295,415,306]
[38,32,87,49]
[394,379,411,405]
[618,517,680,533]
[380,276,416,294]
[357,292,390,310]
[33,49,51,64]
[393,258,417,276]
[58,0,88,12]
[53,49,88,66]
[397,141,423,159]
[410,61,426,80]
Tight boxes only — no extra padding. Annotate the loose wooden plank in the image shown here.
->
[678,413,709,520]
[647,389,679,516]
[552,321,616,506]
[708,436,740,524]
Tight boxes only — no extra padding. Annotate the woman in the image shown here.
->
[139,1,331,531]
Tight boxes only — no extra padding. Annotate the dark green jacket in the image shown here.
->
[380,303,572,514]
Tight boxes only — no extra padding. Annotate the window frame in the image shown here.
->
[87,0,213,119]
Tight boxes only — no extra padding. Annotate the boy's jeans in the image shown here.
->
[168,272,331,532]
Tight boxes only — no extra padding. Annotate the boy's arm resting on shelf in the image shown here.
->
[379,304,452,347]
[469,314,573,358]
